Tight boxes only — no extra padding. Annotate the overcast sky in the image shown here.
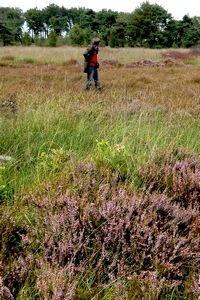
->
[0,0,200,20]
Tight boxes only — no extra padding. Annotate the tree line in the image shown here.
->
[1,1,200,48]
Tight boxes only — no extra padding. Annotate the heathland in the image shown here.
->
[0,46,200,299]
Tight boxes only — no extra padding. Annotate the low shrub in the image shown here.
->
[20,162,200,298]
[0,158,199,299]
[138,149,200,208]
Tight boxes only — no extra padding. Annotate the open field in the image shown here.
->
[0,46,200,299]
[0,45,163,64]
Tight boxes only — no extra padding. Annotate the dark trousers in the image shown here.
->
[85,66,101,90]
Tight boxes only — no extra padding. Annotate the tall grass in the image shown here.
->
[1,92,200,196]
[0,45,163,65]
[0,46,200,299]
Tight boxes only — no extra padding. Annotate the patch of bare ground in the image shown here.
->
[125,59,165,68]
[161,48,200,63]
[102,58,185,68]
[101,59,123,67]
[62,58,80,66]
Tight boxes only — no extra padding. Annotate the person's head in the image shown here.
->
[92,37,100,46]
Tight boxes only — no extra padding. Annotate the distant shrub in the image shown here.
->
[20,57,35,64]
[34,36,47,47]
[0,55,15,61]
[101,59,123,67]
[69,24,87,46]
[63,58,78,66]
[0,61,9,66]
[48,30,57,47]
[22,32,32,46]
[161,50,194,61]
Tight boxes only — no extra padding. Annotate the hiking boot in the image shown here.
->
[96,87,101,92]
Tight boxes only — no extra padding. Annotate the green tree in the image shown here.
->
[78,8,96,30]
[0,23,12,45]
[0,7,24,45]
[185,16,200,46]
[127,1,173,48]
[109,23,126,47]
[96,9,118,28]
[25,8,45,38]
[178,15,200,47]
[162,19,182,47]
[94,9,119,45]
[42,4,67,36]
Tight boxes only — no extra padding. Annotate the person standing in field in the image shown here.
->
[83,37,101,91]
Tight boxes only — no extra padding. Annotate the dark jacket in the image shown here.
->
[83,44,99,72]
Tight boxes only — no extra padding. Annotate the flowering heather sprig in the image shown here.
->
[0,285,14,300]
[36,263,77,300]
[138,149,200,208]
[192,274,200,296]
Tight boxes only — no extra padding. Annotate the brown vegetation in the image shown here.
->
[0,52,200,115]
